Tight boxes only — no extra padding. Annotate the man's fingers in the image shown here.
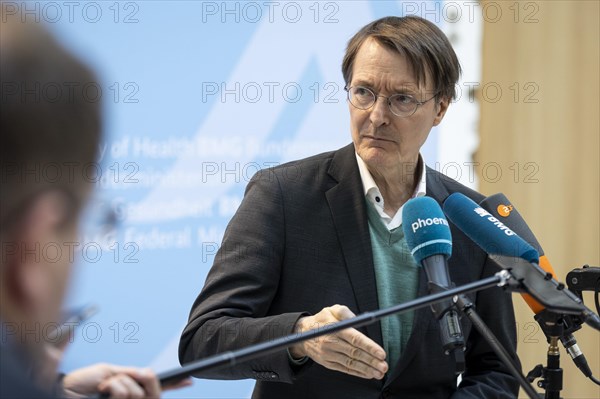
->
[324,338,388,378]
[302,305,389,380]
[130,368,161,398]
[116,375,146,398]
[328,304,356,320]
[340,340,388,373]
[99,374,145,398]
[99,364,141,378]
[338,328,386,361]
[338,355,385,379]
[97,367,161,398]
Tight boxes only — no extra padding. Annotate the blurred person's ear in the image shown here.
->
[2,190,77,328]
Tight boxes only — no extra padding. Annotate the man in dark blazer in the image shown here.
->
[179,16,520,398]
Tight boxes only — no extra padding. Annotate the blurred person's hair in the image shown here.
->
[0,13,103,233]
[342,16,461,100]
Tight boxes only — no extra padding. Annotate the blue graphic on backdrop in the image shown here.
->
[38,1,443,397]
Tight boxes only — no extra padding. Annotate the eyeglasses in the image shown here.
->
[345,86,438,117]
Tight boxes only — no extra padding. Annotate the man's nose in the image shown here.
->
[369,96,391,127]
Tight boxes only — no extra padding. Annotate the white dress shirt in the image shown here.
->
[355,153,427,230]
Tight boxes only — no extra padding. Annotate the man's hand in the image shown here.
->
[62,363,192,399]
[289,304,388,379]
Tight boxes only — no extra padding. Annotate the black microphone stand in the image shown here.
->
[524,310,577,399]
[90,270,540,399]
[524,265,600,398]
[454,295,540,399]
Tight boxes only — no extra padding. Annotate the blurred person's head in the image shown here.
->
[0,12,102,361]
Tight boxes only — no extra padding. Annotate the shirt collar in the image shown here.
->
[355,153,427,200]
[355,152,427,230]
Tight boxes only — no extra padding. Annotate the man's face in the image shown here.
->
[349,38,449,175]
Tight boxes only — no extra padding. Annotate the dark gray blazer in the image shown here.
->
[179,143,520,399]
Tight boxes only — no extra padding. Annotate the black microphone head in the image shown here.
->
[479,193,544,256]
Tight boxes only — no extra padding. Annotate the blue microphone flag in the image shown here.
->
[443,193,539,263]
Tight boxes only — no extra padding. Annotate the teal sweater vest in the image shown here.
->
[366,201,420,371]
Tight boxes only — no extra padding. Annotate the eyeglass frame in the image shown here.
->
[344,85,439,117]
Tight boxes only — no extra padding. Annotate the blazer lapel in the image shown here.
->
[384,167,452,386]
[325,144,383,347]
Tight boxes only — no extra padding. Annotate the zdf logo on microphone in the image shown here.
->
[497,204,514,217]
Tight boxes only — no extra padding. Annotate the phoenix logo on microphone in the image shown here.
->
[474,207,515,236]
[411,217,449,233]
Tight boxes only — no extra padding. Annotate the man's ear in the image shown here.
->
[3,191,71,313]
[432,96,450,127]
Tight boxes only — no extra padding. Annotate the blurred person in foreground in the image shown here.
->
[0,13,190,399]
[180,16,520,398]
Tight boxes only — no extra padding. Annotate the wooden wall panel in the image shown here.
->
[478,1,599,398]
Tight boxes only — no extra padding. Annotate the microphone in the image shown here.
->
[443,193,600,330]
[402,196,465,369]
[479,193,592,378]
[479,194,555,312]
